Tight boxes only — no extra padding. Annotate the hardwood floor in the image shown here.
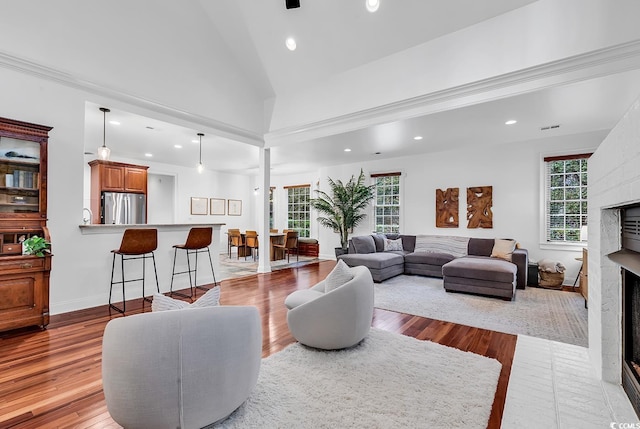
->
[0,260,516,428]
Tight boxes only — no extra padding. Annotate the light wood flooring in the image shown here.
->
[0,260,516,428]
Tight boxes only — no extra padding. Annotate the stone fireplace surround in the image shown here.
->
[589,96,640,394]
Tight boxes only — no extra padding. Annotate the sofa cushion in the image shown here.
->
[351,235,376,254]
[491,239,516,262]
[372,234,386,252]
[467,238,495,257]
[383,237,403,251]
[399,235,416,252]
[442,256,516,284]
[339,252,404,270]
[325,260,355,292]
[404,251,455,266]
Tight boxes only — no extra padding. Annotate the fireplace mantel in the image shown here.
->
[607,249,640,278]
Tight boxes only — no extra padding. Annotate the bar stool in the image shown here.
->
[109,228,160,314]
[170,227,218,298]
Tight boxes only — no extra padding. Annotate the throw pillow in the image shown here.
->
[325,260,354,293]
[351,235,376,254]
[383,237,403,251]
[152,286,221,312]
[491,239,516,262]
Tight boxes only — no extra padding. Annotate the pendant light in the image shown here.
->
[97,107,111,160]
[197,133,204,173]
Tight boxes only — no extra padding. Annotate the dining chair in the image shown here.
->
[270,228,278,234]
[244,230,259,261]
[228,229,243,258]
[274,230,299,263]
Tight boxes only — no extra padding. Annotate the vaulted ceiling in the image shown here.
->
[2,1,640,175]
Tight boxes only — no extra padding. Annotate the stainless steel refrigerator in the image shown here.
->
[101,192,147,224]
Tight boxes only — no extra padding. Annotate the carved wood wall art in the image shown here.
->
[467,186,493,228]
[435,188,459,227]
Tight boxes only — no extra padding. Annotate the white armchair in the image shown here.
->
[285,264,374,350]
[102,306,261,429]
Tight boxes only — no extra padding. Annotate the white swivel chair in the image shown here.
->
[102,306,261,429]
[284,264,374,350]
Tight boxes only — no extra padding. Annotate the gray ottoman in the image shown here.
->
[442,256,517,300]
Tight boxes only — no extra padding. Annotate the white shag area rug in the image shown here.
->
[213,328,501,429]
[375,275,588,346]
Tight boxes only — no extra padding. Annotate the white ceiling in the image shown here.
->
[80,0,640,175]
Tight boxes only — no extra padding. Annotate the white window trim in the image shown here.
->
[370,171,404,234]
[538,150,594,250]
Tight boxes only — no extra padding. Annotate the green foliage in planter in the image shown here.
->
[311,169,375,251]
[22,235,51,257]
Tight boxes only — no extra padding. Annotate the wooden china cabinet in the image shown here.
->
[0,116,53,332]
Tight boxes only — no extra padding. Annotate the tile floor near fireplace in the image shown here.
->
[502,335,638,428]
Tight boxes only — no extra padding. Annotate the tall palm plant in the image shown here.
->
[311,169,375,252]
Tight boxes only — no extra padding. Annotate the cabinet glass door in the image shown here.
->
[0,136,40,214]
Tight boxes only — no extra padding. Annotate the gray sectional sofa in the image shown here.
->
[338,233,528,300]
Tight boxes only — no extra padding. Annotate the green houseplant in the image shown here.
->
[311,169,375,255]
[22,235,51,257]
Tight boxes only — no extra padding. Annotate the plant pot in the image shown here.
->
[334,247,348,258]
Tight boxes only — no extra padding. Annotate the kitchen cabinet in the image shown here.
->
[89,160,149,223]
[0,116,53,332]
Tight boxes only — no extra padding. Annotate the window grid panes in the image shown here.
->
[546,158,588,242]
[374,175,400,233]
[287,186,310,238]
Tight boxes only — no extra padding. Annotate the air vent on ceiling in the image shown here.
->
[540,124,561,131]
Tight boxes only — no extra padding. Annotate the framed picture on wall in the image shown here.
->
[190,197,208,215]
[210,198,225,215]
[228,199,242,216]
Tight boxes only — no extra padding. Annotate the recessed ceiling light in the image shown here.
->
[366,0,380,13]
[109,121,120,125]
[174,144,182,149]
[413,136,423,140]
[505,120,517,125]
[144,153,153,157]
[286,37,297,51]
[344,148,351,152]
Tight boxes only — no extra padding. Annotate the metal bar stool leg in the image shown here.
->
[170,247,178,295]
[170,248,193,299]
[121,255,126,313]
[151,252,160,294]
[206,247,217,287]
[109,253,125,314]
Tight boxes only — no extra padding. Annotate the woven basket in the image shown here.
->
[539,271,564,287]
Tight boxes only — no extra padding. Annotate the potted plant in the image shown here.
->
[311,169,375,257]
[22,235,51,257]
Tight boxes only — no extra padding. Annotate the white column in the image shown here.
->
[257,147,271,273]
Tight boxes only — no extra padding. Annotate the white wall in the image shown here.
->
[284,132,605,271]
[147,173,175,224]
[588,95,640,382]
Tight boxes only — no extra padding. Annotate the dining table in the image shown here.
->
[227,231,286,261]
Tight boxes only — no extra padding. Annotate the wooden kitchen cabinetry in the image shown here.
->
[0,116,53,332]
[88,160,149,223]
